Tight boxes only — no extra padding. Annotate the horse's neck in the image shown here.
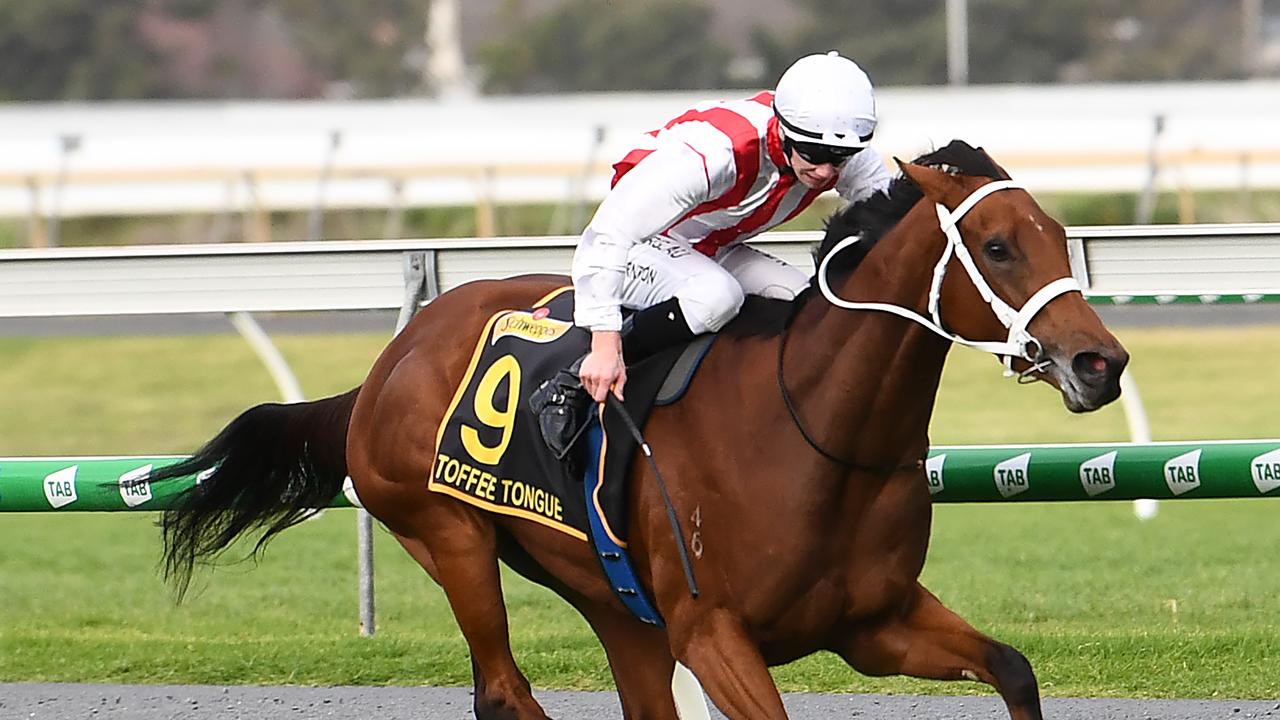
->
[785,216,952,471]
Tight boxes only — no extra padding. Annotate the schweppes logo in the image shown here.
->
[491,310,572,344]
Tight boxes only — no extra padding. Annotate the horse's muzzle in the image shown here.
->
[1063,346,1129,412]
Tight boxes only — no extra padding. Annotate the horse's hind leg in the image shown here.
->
[386,510,548,720]
[578,604,681,719]
[836,583,1042,720]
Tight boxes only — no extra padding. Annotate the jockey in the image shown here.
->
[533,51,893,456]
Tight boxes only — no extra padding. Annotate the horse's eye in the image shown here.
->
[983,237,1012,263]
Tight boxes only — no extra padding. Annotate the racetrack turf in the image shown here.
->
[1,326,1277,697]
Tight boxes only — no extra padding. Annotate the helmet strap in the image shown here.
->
[781,137,795,170]
[771,106,796,171]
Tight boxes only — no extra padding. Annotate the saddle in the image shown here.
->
[429,288,715,624]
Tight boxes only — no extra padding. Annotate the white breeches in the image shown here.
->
[617,236,809,334]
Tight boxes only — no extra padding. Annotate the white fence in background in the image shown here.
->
[4,224,1280,319]
[4,81,1280,226]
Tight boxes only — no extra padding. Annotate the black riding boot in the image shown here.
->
[530,297,698,459]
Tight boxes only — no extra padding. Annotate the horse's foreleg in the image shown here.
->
[836,583,1042,720]
[669,608,788,720]
[389,506,549,720]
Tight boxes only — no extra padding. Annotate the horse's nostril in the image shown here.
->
[1072,351,1109,379]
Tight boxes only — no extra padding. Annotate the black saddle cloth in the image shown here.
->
[429,288,709,545]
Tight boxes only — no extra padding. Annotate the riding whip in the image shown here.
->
[604,394,699,599]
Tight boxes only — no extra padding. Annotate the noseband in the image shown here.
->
[817,179,1081,378]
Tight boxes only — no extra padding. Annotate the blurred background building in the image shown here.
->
[1,0,1279,247]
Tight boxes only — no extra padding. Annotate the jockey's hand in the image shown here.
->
[579,330,626,403]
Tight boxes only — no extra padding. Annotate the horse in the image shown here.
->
[149,140,1128,720]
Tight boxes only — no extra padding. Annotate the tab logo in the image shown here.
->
[118,465,153,508]
[1164,449,1202,496]
[925,454,946,495]
[43,466,79,509]
[1079,451,1118,497]
[994,453,1032,498]
[1251,448,1280,494]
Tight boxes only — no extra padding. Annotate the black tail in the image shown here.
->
[150,388,361,600]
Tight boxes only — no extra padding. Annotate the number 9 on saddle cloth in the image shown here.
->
[432,287,711,549]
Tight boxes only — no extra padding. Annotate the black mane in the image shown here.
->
[723,140,1008,338]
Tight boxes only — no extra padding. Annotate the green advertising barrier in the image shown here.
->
[0,455,357,512]
[1085,292,1280,305]
[924,440,1280,502]
[2,440,1278,511]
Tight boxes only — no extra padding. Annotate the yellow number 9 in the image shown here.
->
[461,354,521,466]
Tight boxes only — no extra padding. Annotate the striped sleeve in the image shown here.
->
[835,147,893,204]
[571,139,720,332]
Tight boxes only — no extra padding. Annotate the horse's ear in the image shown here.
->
[898,161,962,205]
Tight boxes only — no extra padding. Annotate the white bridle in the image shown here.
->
[817,179,1082,378]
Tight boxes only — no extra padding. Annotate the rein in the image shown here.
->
[777,320,923,473]
[604,394,700,599]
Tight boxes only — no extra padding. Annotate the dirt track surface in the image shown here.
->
[4,684,1280,720]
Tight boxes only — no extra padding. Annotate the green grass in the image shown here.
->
[1,325,1279,697]
[932,325,1280,444]
[0,334,386,455]
[4,502,1277,697]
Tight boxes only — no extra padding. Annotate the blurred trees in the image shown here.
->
[1083,0,1250,81]
[0,0,422,101]
[756,0,949,87]
[477,0,731,93]
[0,0,166,101]
[272,0,424,97]
[0,0,1271,101]
[753,0,1249,86]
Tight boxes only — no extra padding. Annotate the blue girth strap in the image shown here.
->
[582,420,664,626]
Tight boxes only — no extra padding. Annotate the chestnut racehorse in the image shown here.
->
[151,141,1127,719]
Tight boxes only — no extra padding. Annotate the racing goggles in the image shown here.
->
[790,140,863,166]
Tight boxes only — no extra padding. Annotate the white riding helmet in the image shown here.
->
[773,51,876,149]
